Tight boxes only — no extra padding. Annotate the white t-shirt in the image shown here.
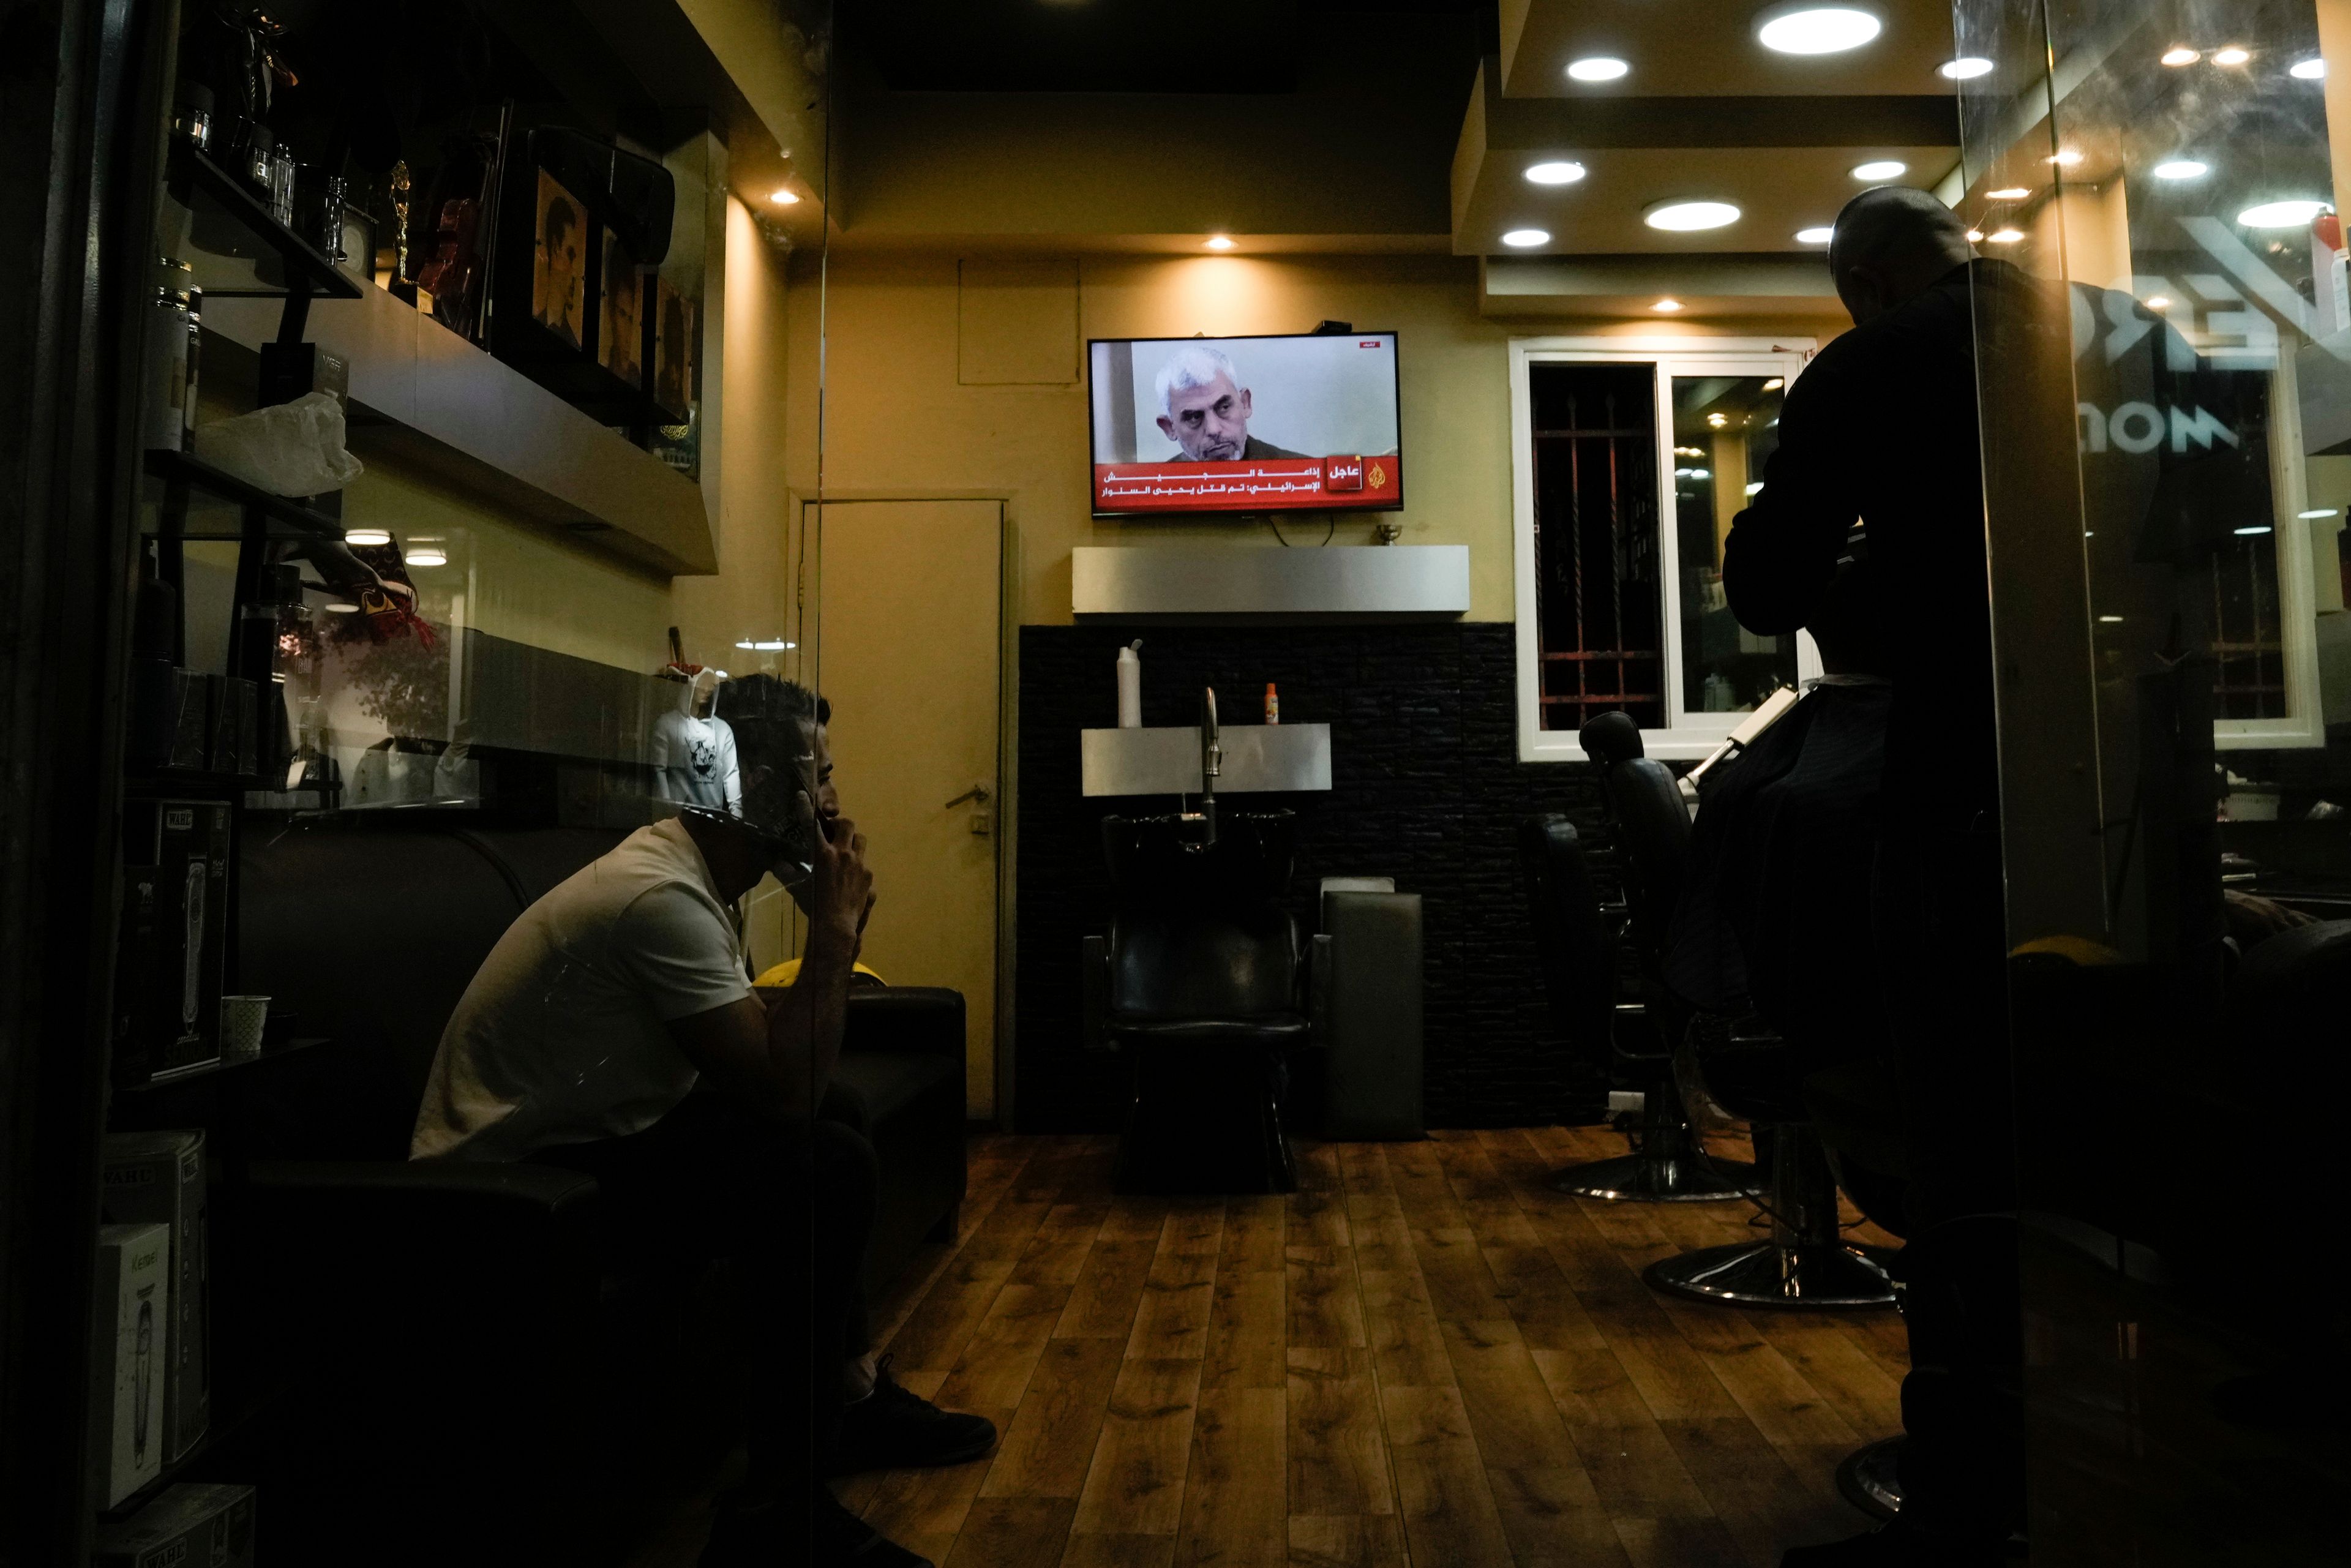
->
[410,818,751,1161]
[650,710,741,812]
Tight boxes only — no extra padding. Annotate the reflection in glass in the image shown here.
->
[1671,375,1793,711]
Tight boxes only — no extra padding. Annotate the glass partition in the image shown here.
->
[1953,0,2345,1556]
[1671,372,1794,713]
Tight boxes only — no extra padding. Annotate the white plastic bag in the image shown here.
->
[195,391,365,497]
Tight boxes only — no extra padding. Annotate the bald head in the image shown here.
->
[1825,186,1976,326]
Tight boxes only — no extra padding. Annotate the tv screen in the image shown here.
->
[1087,332,1402,517]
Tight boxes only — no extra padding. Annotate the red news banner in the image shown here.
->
[1095,453,1401,514]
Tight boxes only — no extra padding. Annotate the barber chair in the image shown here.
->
[1519,811,1751,1201]
[1578,712,1894,1308]
[1084,811,1308,1194]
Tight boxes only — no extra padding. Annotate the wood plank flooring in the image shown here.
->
[842,1128,1906,1568]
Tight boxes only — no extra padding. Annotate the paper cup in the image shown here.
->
[220,996,269,1060]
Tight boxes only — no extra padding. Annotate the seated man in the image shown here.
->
[411,675,991,1568]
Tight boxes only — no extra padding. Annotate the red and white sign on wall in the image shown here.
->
[1092,454,1401,514]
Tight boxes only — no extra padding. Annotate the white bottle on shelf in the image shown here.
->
[1116,640,1143,728]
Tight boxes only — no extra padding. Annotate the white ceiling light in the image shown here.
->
[2292,58,2327,80]
[1652,298,1684,312]
[406,547,447,568]
[1502,228,1551,247]
[1940,56,1993,79]
[1755,5,1883,55]
[1794,225,1835,243]
[2298,508,2339,519]
[1761,378,1784,391]
[1567,56,1630,82]
[2212,45,2251,66]
[2153,159,2209,180]
[2234,525,2272,535]
[1985,227,2025,244]
[346,528,391,546]
[324,602,361,614]
[2238,198,2331,227]
[768,188,801,206]
[1851,159,1908,181]
[1987,186,2030,199]
[2145,294,2172,309]
[2161,47,2198,66]
[2047,149,2083,166]
[1204,235,1235,250]
[1645,200,1741,231]
[1525,160,1588,185]
[735,639,796,651]
[1965,228,1985,242]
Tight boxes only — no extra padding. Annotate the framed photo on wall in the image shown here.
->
[599,231,642,388]
[651,277,696,421]
[531,168,587,350]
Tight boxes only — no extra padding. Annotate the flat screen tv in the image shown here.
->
[1087,332,1402,517]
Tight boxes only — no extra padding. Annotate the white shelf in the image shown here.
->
[1082,723,1332,798]
[1072,545,1469,618]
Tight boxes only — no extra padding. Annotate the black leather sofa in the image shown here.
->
[226,820,966,1564]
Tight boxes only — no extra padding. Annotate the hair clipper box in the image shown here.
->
[103,1131,209,1462]
[92,1482,256,1568]
[90,1223,170,1508]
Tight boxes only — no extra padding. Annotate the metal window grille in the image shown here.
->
[1529,363,1665,729]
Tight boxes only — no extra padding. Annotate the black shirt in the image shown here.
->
[1722,258,2034,820]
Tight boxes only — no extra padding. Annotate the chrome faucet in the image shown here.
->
[1199,685,1221,846]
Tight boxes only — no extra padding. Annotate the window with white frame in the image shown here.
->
[1510,336,1818,762]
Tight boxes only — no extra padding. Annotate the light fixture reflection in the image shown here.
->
[735,639,797,651]
[406,547,447,568]
[324,601,361,614]
[1965,228,1985,242]
[2234,525,2272,535]
[1525,161,1588,185]
[1761,377,1783,391]
[2161,47,2199,66]
[1567,56,1631,81]
[2298,508,2340,519]
[1987,186,2030,199]
[1986,227,2025,244]
[2238,198,2331,227]
[2291,58,2327,80]
[1754,5,1883,55]
[768,189,801,206]
[1851,160,1908,181]
[1940,56,1993,80]
[346,528,392,546]
[2047,149,2083,166]
[1204,235,1235,250]
[2212,45,2251,66]
[2145,295,2172,310]
[1502,228,1551,247]
[1645,200,1741,231]
[2153,160,2209,180]
[1652,298,1685,312]
[1794,226,1834,244]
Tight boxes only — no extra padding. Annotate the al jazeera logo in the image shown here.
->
[1367,460,1388,490]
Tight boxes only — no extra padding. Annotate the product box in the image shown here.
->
[102,1131,209,1462]
[92,1482,257,1568]
[91,1223,171,1509]
[114,799,231,1079]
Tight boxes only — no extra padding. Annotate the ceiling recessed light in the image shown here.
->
[1754,4,1883,55]
[2153,159,2209,180]
[734,639,795,651]
[2047,149,2083,166]
[324,602,361,614]
[1525,160,1588,186]
[2238,198,2331,228]
[405,547,447,567]
[1965,228,1985,242]
[1761,377,1784,390]
[1851,159,1908,181]
[2161,47,2199,66]
[1652,298,1684,312]
[1204,235,1235,250]
[1502,228,1551,247]
[2145,295,2172,309]
[346,528,391,546]
[2233,525,2272,535]
[1645,200,1741,231]
[2098,614,2125,623]
[2298,508,2339,519]
[1940,56,1994,79]
[2212,45,2251,66]
[1987,186,2031,199]
[2292,58,2327,80]
[768,188,801,206]
[1566,56,1631,81]
[1986,227,2025,244]
[1794,225,1835,243]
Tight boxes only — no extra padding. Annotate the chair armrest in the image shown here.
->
[1082,935,1111,1051]
[844,986,966,1057]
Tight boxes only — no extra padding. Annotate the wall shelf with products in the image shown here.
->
[167,140,364,306]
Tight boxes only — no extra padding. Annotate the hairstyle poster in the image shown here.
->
[531,168,587,348]
[599,231,642,387]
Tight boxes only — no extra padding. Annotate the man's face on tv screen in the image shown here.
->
[1158,373,1253,460]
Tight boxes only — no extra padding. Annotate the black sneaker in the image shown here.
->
[700,1484,934,1568]
[827,1354,999,1476]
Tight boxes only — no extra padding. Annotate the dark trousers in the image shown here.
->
[536,1088,878,1491]
[1875,822,2025,1550]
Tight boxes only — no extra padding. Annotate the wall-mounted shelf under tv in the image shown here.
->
[1082,724,1332,797]
[1072,545,1469,620]
[168,140,364,303]
[143,450,347,541]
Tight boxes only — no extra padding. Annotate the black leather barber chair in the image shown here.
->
[1579,711,1894,1308]
[1084,811,1308,1195]
[1520,811,1751,1201]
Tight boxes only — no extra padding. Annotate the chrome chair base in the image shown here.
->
[1644,1239,1898,1310]
[1550,1150,1758,1203]
[1837,1436,1903,1521]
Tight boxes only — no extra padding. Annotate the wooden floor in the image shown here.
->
[835,1127,1907,1568]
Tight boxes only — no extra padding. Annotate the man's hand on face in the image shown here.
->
[808,810,876,963]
